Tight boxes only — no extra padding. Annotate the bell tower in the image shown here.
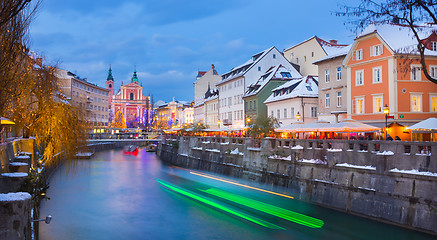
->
[106,65,114,105]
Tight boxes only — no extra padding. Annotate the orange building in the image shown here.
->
[344,23,437,140]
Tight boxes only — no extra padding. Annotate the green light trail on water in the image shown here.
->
[156,179,285,230]
[201,188,324,229]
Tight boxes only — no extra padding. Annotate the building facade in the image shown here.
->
[109,68,151,128]
[283,36,348,76]
[313,45,351,123]
[56,68,110,126]
[344,23,437,140]
[193,65,221,124]
[217,47,301,128]
[264,76,319,125]
[243,65,298,122]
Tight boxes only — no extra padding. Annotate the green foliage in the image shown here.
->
[246,116,279,139]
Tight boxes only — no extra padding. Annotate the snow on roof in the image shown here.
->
[264,76,318,104]
[357,23,437,56]
[218,47,275,85]
[244,65,300,98]
[154,100,166,107]
[0,192,31,202]
[313,44,352,64]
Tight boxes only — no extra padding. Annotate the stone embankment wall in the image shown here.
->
[87,139,154,152]
[157,136,437,235]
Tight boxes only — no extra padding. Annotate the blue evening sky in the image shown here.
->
[30,0,356,103]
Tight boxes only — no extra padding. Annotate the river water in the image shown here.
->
[39,148,434,240]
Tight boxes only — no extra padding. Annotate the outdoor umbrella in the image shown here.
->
[408,118,437,131]
[0,117,15,125]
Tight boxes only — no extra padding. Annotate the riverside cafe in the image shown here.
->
[163,126,247,137]
[275,119,382,140]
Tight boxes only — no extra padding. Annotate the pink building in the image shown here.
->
[107,67,151,128]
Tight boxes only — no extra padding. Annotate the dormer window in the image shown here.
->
[258,66,261,71]
[356,49,363,60]
[280,72,291,78]
[273,54,276,59]
[306,86,312,91]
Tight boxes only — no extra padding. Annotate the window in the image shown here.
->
[253,100,256,108]
[356,97,365,114]
[258,66,261,71]
[356,49,363,60]
[228,97,232,106]
[372,44,383,56]
[373,66,382,83]
[430,65,437,78]
[130,93,134,100]
[373,95,383,113]
[411,65,421,81]
[304,56,307,62]
[306,86,313,91]
[431,41,437,51]
[336,67,341,81]
[284,108,287,118]
[337,92,342,107]
[325,93,330,108]
[271,111,274,117]
[290,107,294,118]
[277,109,280,119]
[249,101,252,109]
[311,107,317,118]
[296,57,299,64]
[325,69,330,83]
[273,54,276,59]
[356,70,364,86]
[411,94,422,112]
[281,72,291,78]
[431,94,437,112]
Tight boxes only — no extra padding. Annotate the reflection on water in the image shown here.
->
[39,148,434,240]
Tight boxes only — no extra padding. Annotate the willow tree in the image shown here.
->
[246,116,279,139]
[1,0,87,165]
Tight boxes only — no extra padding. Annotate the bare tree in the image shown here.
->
[337,0,437,84]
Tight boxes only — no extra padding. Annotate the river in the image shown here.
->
[39,148,434,240]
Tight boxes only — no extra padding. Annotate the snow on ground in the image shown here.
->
[291,145,303,150]
[269,155,292,161]
[299,159,327,165]
[0,192,31,201]
[376,151,394,156]
[191,147,202,150]
[390,168,437,177]
[9,162,28,166]
[1,172,28,177]
[230,148,244,156]
[327,149,342,152]
[358,186,376,191]
[206,148,220,153]
[335,163,376,170]
[220,142,230,145]
[202,141,210,144]
[178,153,188,157]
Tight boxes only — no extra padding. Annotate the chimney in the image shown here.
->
[329,40,338,45]
[212,64,215,70]
[36,58,42,66]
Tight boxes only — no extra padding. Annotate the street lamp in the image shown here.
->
[246,117,251,125]
[383,104,389,140]
[296,112,301,122]
[217,120,221,129]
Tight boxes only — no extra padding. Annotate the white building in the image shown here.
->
[193,65,220,124]
[264,76,319,125]
[217,46,300,128]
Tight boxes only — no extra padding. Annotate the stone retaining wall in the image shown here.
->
[157,136,437,235]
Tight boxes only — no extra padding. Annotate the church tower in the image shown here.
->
[106,65,114,105]
[131,66,139,84]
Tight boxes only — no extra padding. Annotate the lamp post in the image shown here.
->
[246,117,251,127]
[217,120,221,129]
[383,104,389,140]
